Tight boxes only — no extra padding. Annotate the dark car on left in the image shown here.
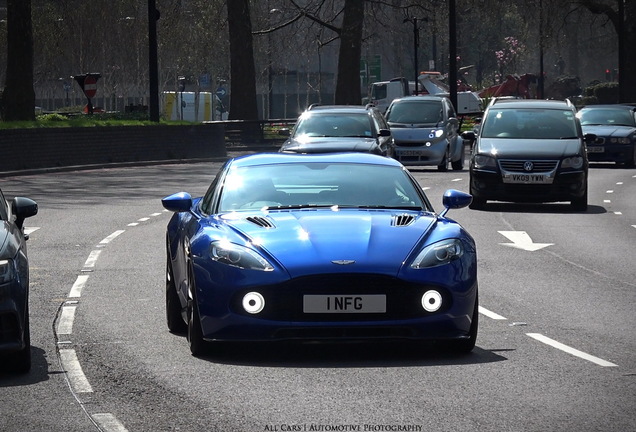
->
[279,104,393,156]
[0,188,38,373]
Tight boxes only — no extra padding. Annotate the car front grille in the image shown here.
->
[499,159,559,172]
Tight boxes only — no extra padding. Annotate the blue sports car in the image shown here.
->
[162,153,478,356]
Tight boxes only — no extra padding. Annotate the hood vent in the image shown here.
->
[245,216,275,229]
[392,213,416,227]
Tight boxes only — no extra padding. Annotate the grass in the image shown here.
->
[0,111,198,129]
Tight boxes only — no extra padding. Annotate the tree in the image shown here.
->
[2,0,35,121]
[227,0,258,120]
[573,0,636,102]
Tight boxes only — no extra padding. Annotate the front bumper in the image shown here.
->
[195,273,478,343]
[393,140,447,166]
[470,169,587,203]
[587,143,634,164]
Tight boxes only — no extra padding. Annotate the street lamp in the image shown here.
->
[403,17,426,95]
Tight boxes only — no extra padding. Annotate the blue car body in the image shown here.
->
[162,153,478,355]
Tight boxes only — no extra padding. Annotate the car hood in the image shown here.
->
[281,137,378,153]
[582,125,635,138]
[219,209,436,277]
[477,137,582,158]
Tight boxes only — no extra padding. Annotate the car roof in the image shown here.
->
[488,98,575,110]
[228,152,404,169]
[306,104,375,113]
[580,104,636,110]
[392,95,446,103]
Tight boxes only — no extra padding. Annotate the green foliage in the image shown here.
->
[582,82,619,104]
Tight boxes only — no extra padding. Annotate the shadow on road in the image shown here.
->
[192,340,508,368]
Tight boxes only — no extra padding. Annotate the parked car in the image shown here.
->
[577,104,636,167]
[0,188,38,373]
[162,153,478,356]
[463,98,594,210]
[279,105,393,156]
[385,95,465,171]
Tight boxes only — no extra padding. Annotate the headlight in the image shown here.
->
[433,129,445,138]
[410,239,464,269]
[610,137,631,144]
[0,259,16,283]
[473,154,497,170]
[209,241,274,271]
[561,156,584,169]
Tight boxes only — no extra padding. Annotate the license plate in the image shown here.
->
[303,295,386,313]
[587,146,604,153]
[398,150,424,156]
[502,173,553,184]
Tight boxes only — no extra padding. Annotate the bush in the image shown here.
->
[583,82,619,104]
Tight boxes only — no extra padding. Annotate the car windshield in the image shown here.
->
[578,108,636,127]
[386,101,443,125]
[293,113,373,138]
[218,162,426,212]
[481,108,578,139]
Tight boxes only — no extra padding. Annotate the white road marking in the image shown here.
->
[83,250,102,269]
[616,182,623,185]
[137,217,150,222]
[24,227,40,235]
[150,212,162,217]
[452,178,462,182]
[59,349,94,392]
[69,274,89,298]
[604,200,611,203]
[498,231,553,251]
[127,222,139,226]
[57,304,77,335]
[479,306,507,320]
[99,230,125,246]
[92,413,129,432]
[606,190,614,193]
[614,212,623,215]
[527,333,618,367]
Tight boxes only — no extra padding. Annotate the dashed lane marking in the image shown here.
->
[527,333,618,367]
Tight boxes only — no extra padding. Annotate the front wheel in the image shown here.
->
[437,147,449,172]
[186,264,207,356]
[571,188,588,211]
[166,255,187,334]
[6,306,31,374]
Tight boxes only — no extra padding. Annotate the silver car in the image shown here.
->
[386,96,465,171]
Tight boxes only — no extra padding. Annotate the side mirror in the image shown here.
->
[378,129,391,137]
[12,197,38,229]
[162,192,193,213]
[583,133,598,144]
[278,128,291,137]
[461,131,476,141]
[440,189,472,217]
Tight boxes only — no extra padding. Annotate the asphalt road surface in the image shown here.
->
[1,153,634,432]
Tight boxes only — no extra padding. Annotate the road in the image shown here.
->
[1,155,635,432]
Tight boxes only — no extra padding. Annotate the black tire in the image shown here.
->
[571,188,588,211]
[448,291,479,354]
[7,306,31,374]
[437,146,449,171]
[186,264,207,356]
[625,145,636,168]
[166,255,187,334]
[451,142,465,171]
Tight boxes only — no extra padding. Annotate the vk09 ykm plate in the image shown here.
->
[303,295,387,313]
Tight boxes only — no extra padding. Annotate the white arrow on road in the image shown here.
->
[498,231,553,251]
